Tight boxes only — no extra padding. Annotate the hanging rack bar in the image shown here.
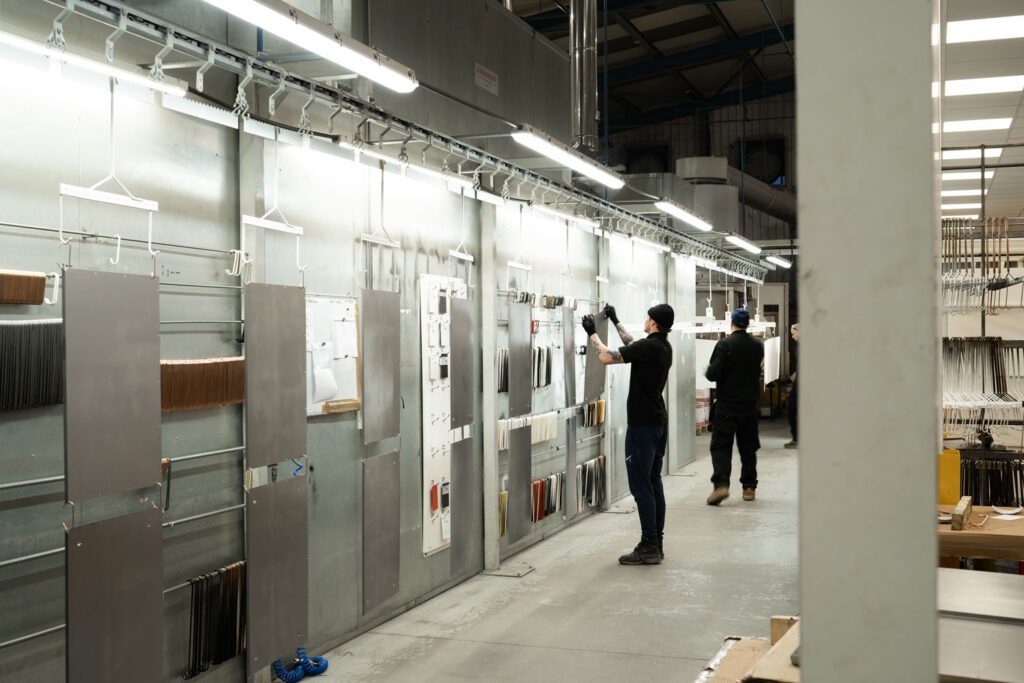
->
[162,502,245,528]
[0,220,234,256]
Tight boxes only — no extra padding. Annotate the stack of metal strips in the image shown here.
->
[960,453,1024,507]
[941,218,983,316]
[160,357,245,413]
[183,561,247,679]
[942,337,1009,402]
[0,319,64,411]
[0,269,47,305]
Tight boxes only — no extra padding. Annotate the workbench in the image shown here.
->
[938,505,1024,561]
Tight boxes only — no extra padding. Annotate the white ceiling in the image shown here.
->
[942,1,1024,218]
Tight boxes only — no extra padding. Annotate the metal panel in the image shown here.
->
[362,290,401,444]
[450,298,474,429]
[247,476,309,671]
[363,450,401,613]
[564,418,578,519]
[66,508,162,683]
[508,302,532,418]
[63,269,161,502]
[245,283,307,468]
[450,437,476,576]
[562,306,576,407]
[583,311,610,403]
[506,426,532,543]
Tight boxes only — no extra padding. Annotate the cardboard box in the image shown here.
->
[695,637,771,683]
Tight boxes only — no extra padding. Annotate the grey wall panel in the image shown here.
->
[66,508,162,683]
[564,419,578,519]
[506,426,532,544]
[449,437,475,577]
[583,311,610,403]
[363,451,400,613]
[63,269,161,502]
[247,477,309,671]
[508,302,532,418]
[362,290,401,444]
[562,306,576,407]
[245,283,307,468]
[450,298,474,429]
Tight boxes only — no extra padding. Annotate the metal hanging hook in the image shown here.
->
[109,234,122,265]
[48,0,75,51]
[149,31,175,82]
[233,60,254,117]
[298,87,316,136]
[44,272,62,306]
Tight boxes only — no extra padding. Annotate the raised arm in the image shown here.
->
[604,304,633,344]
[583,314,623,365]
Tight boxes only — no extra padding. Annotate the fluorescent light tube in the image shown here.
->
[511,125,624,189]
[725,233,761,255]
[632,237,670,253]
[766,255,792,269]
[942,148,1002,160]
[945,76,1024,96]
[654,198,713,232]
[532,203,600,228]
[200,0,417,93]
[942,170,995,181]
[947,15,1024,44]
[941,189,984,197]
[941,203,982,210]
[943,118,1013,133]
[0,29,187,97]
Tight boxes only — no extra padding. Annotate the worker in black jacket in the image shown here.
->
[705,309,764,505]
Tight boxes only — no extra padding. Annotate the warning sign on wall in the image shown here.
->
[474,63,499,96]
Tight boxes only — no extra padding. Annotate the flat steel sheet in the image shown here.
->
[247,477,309,670]
[450,437,476,576]
[583,311,610,403]
[245,284,307,468]
[66,508,162,683]
[450,298,474,429]
[564,418,578,519]
[939,615,1024,682]
[362,290,401,444]
[363,450,401,613]
[63,269,161,502]
[508,303,532,418]
[939,567,1024,622]
[562,306,576,407]
[507,426,532,543]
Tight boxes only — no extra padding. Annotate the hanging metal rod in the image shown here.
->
[0,220,234,256]
[942,162,1024,172]
[0,475,65,492]
[160,282,243,291]
[41,0,764,281]
[160,320,244,325]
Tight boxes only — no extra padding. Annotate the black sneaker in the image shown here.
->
[619,539,662,565]
[657,534,665,560]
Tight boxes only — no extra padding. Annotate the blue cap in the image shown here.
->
[731,308,751,329]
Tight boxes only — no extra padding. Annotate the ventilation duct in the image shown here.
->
[570,0,599,153]
[677,157,796,225]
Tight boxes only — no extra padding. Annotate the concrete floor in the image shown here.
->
[321,421,799,682]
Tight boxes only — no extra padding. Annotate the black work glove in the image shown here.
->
[581,314,597,336]
[603,304,619,325]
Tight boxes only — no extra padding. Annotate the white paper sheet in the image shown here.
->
[764,336,781,385]
[332,319,359,359]
[313,367,338,402]
[696,339,718,390]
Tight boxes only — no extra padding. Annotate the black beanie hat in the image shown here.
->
[647,303,674,331]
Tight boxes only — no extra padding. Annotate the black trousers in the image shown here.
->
[709,401,760,490]
[787,382,798,441]
[624,425,667,540]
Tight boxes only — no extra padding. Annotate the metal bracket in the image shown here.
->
[298,87,316,136]
[105,11,127,62]
[328,102,344,134]
[149,31,175,82]
[268,76,288,116]
[233,60,254,117]
[48,0,75,51]
[196,47,216,93]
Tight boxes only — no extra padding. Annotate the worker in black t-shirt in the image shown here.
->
[705,309,764,506]
[582,302,674,565]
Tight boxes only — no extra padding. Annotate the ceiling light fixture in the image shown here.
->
[654,198,713,232]
[946,15,1024,44]
[199,0,418,93]
[532,203,601,228]
[942,148,1003,160]
[942,170,995,181]
[725,233,761,255]
[941,203,982,210]
[941,189,984,197]
[0,29,188,97]
[943,118,1013,133]
[945,76,1024,96]
[511,125,624,189]
[766,255,792,269]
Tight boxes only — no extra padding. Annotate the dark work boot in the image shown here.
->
[619,537,662,565]
[657,533,665,560]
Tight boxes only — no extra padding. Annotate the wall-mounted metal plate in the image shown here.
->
[363,450,401,613]
[583,312,609,403]
[450,437,477,576]
[247,477,309,671]
[450,298,475,429]
[63,269,160,502]
[562,305,576,407]
[245,283,307,468]
[508,302,532,418]
[66,507,162,683]
[506,426,532,543]
[362,290,401,444]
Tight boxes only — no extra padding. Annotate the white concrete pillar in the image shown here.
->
[797,0,939,680]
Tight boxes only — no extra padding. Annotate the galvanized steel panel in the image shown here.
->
[363,450,401,613]
[508,302,532,418]
[449,437,476,577]
[506,426,532,543]
[361,290,401,444]
[450,297,475,429]
[562,305,576,407]
[583,311,609,403]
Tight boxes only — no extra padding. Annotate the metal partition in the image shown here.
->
[450,437,476,576]
[362,290,401,444]
[363,450,401,613]
[245,283,307,468]
[583,311,609,403]
[247,477,309,671]
[506,426,532,543]
[63,269,161,502]
[508,302,532,417]
[66,507,162,683]
[450,297,474,429]
[562,306,577,407]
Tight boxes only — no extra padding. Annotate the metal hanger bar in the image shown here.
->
[0,220,233,255]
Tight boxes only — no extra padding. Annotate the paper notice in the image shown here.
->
[332,319,359,358]
[313,368,338,402]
